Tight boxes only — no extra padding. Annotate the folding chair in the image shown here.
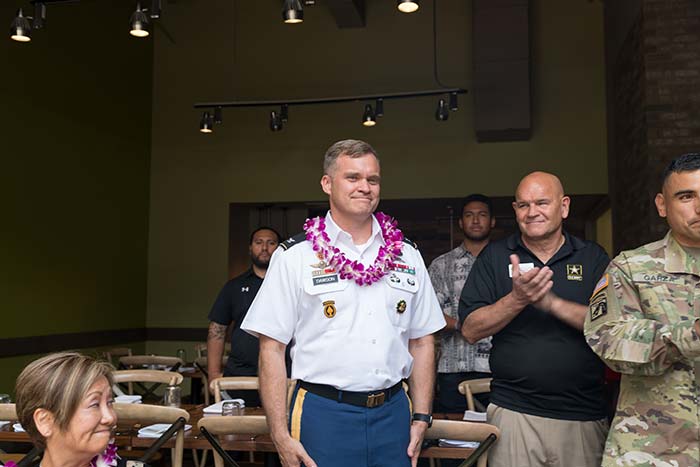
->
[114,403,190,467]
[425,419,500,467]
[457,378,492,412]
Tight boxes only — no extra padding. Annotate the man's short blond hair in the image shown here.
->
[15,352,114,449]
[323,139,379,175]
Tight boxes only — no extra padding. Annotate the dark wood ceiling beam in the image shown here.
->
[326,0,365,28]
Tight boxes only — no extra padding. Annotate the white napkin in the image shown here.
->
[438,439,480,448]
[203,399,246,414]
[0,421,10,428]
[137,423,191,438]
[115,395,142,404]
[13,423,25,432]
[463,410,487,422]
[177,366,195,373]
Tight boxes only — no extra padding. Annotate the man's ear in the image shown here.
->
[655,193,667,218]
[320,174,332,196]
[560,196,571,220]
[33,408,55,438]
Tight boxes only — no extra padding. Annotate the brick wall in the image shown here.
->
[608,0,700,253]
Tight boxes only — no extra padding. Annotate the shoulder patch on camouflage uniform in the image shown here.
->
[590,293,607,321]
[403,238,418,250]
[279,232,307,251]
[589,274,609,321]
[591,274,608,299]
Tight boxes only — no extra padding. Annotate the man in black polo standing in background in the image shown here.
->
[459,172,609,467]
[207,226,281,406]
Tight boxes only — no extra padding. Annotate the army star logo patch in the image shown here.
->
[323,300,336,318]
[396,300,407,314]
[566,264,583,281]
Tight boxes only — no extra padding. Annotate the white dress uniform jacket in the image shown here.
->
[241,212,446,392]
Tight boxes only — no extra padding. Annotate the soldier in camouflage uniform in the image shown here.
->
[585,152,700,467]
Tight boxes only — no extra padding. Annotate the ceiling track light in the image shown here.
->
[129,2,149,38]
[397,0,419,13]
[32,3,46,30]
[362,104,376,127]
[193,88,467,133]
[214,106,223,124]
[449,92,458,111]
[435,99,449,121]
[10,8,32,43]
[270,111,284,132]
[282,0,303,24]
[375,98,384,118]
[199,111,213,133]
[150,0,161,19]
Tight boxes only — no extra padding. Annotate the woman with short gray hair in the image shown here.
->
[15,351,118,467]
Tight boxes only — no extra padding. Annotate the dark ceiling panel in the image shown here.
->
[326,0,365,28]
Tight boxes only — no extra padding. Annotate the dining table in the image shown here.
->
[0,404,480,461]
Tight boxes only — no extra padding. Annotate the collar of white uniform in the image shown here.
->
[324,211,385,255]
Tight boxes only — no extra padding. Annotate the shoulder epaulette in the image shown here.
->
[403,237,418,250]
[279,232,307,251]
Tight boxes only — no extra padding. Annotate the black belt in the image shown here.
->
[299,381,403,408]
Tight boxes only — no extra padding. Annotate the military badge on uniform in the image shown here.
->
[323,300,336,318]
[396,300,407,314]
[389,273,401,283]
[590,298,607,321]
[566,264,583,281]
[406,278,415,286]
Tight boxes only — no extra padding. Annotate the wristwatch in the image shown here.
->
[412,412,433,427]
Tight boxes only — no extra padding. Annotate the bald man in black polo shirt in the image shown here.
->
[458,172,609,467]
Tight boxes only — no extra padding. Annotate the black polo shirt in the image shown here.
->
[458,231,610,421]
[208,269,263,377]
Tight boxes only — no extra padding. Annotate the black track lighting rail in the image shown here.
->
[193,88,466,110]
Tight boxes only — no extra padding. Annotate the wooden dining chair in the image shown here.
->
[210,376,297,407]
[102,347,132,368]
[197,415,269,467]
[458,378,492,412]
[194,356,228,406]
[210,376,259,403]
[119,355,184,369]
[112,369,184,400]
[425,419,500,467]
[0,403,17,421]
[114,403,190,467]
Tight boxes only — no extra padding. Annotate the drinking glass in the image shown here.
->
[221,400,242,416]
[163,385,182,407]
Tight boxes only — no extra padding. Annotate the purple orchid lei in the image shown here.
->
[89,441,119,467]
[303,212,404,286]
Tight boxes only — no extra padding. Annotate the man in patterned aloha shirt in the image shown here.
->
[428,194,495,413]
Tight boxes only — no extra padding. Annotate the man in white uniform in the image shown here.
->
[241,139,445,467]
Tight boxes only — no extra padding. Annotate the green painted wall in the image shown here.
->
[1,2,152,390]
[147,0,607,329]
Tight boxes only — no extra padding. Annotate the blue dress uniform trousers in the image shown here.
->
[289,384,412,467]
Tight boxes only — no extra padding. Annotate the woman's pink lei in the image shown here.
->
[89,441,119,467]
[303,212,404,286]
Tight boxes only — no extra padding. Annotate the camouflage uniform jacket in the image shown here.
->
[584,231,700,467]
